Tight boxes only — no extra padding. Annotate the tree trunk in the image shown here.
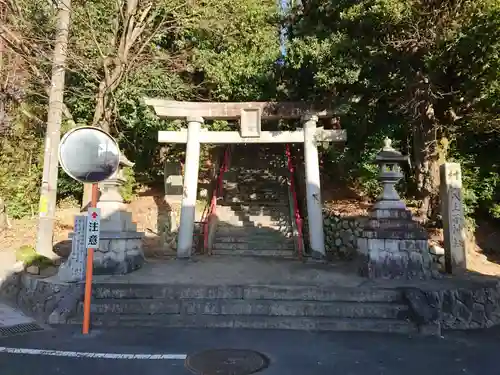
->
[412,121,441,223]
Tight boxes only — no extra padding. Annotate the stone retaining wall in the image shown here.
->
[0,272,83,324]
[322,210,363,259]
[404,281,500,330]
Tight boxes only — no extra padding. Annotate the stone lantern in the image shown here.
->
[356,138,434,279]
[98,154,135,219]
[373,137,408,210]
[93,154,145,275]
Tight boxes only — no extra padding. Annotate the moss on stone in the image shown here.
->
[15,245,54,269]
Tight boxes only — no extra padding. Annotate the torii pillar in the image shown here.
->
[176,117,203,258]
[303,115,326,259]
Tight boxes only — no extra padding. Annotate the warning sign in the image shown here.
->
[85,208,101,248]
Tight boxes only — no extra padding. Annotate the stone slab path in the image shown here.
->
[73,255,500,291]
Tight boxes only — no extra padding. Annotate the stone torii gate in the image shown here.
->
[144,99,347,260]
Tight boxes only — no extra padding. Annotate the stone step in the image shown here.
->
[217,204,290,214]
[223,189,286,197]
[223,177,286,185]
[217,221,291,230]
[215,206,290,221]
[223,193,286,202]
[215,227,292,237]
[81,299,409,319]
[212,242,295,251]
[215,235,295,243]
[224,185,286,192]
[90,284,404,302]
[68,315,416,334]
[220,201,290,208]
[216,221,291,230]
[215,210,290,220]
[222,197,290,205]
[216,214,290,223]
[211,249,296,257]
[226,166,288,173]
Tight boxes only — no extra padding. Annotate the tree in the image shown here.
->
[285,0,500,221]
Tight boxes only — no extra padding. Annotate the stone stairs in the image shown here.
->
[69,283,417,333]
[211,144,295,257]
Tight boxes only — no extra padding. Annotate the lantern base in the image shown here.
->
[357,207,435,280]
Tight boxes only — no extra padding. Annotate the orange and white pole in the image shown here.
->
[82,183,98,335]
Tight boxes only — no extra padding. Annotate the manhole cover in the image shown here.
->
[186,349,269,375]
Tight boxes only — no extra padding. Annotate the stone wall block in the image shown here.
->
[399,240,415,252]
[363,230,375,239]
[357,238,368,255]
[115,248,126,263]
[126,239,141,250]
[384,239,399,253]
[99,239,110,253]
[370,209,390,219]
[457,289,474,309]
[415,240,428,252]
[110,240,126,253]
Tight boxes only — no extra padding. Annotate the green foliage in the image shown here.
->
[119,167,138,203]
[450,131,500,220]
[0,119,43,219]
[188,0,281,100]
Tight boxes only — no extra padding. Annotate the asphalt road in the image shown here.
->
[0,325,499,375]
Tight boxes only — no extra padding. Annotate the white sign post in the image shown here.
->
[85,208,101,249]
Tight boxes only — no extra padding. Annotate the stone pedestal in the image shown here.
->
[94,230,144,275]
[357,208,433,279]
[357,138,433,279]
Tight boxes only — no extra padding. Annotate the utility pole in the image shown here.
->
[35,0,72,258]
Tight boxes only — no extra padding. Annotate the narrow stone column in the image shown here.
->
[177,117,203,258]
[302,115,326,259]
[440,162,467,273]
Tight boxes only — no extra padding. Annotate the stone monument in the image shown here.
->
[440,162,467,273]
[58,215,87,282]
[357,138,433,279]
[93,154,145,274]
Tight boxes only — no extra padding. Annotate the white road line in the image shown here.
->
[0,347,187,360]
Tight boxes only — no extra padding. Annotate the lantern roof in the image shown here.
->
[375,138,408,163]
